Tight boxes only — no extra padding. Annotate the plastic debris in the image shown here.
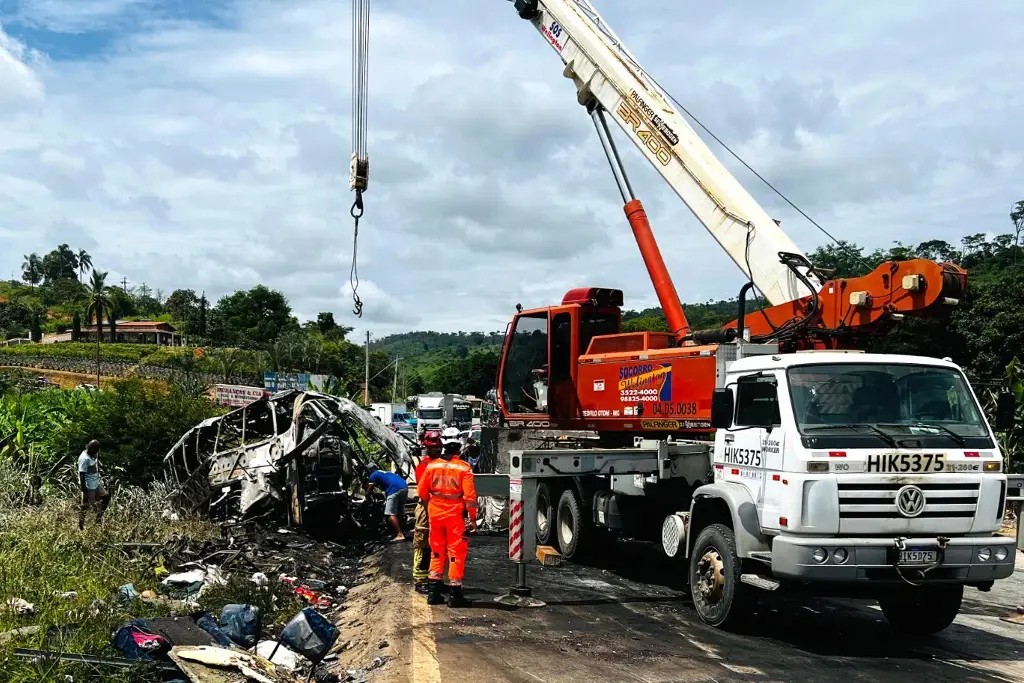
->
[256,640,305,672]
[280,607,338,664]
[118,584,140,604]
[4,598,36,616]
[251,572,269,586]
[220,604,261,648]
[195,613,234,648]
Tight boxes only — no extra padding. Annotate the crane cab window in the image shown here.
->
[735,375,781,427]
[502,313,549,414]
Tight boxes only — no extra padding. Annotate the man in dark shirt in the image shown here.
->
[366,464,409,542]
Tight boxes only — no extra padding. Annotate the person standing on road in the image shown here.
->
[366,463,409,542]
[417,433,477,608]
[412,430,443,593]
[78,439,110,530]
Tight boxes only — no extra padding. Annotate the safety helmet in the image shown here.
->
[441,426,461,445]
[421,430,442,448]
[365,462,379,474]
[442,439,462,455]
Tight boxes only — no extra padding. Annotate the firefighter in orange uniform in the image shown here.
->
[412,430,442,593]
[417,433,477,607]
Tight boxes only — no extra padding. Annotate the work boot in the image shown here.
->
[426,580,445,606]
[413,581,430,595]
[447,585,472,608]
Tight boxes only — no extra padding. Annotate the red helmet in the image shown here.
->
[421,430,442,448]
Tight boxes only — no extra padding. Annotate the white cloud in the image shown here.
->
[0,0,1022,338]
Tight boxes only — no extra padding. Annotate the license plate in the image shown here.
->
[898,549,937,565]
[866,453,946,473]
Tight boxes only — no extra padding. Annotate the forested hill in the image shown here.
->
[375,208,1024,395]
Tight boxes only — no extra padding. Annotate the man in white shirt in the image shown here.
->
[77,439,110,530]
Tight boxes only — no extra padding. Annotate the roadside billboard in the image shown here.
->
[214,384,269,407]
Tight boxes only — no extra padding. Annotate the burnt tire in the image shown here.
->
[556,488,587,560]
[536,482,555,547]
[878,584,963,635]
[689,523,753,629]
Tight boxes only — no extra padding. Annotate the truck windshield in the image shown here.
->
[788,363,992,448]
[418,409,443,420]
[455,408,472,421]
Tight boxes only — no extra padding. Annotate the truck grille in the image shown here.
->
[837,481,979,519]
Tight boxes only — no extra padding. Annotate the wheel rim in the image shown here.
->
[695,548,726,603]
[559,504,575,548]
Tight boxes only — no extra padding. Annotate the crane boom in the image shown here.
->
[513,0,821,306]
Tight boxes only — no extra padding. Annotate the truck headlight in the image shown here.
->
[983,461,1001,472]
[833,548,848,564]
[812,547,828,564]
[977,547,992,562]
[995,546,1008,562]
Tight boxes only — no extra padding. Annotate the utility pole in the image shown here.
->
[392,356,401,403]
[363,330,370,405]
[120,276,129,293]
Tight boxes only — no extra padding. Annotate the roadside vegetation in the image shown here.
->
[0,375,305,682]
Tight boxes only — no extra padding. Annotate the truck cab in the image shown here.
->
[692,350,1016,630]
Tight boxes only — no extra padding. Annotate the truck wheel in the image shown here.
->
[878,585,963,635]
[689,523,753,629]
[536,482,555,546]
[556,488,587,560]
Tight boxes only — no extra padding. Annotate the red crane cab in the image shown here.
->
[496,287,720,440]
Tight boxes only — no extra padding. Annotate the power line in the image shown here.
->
[645,73,874,272]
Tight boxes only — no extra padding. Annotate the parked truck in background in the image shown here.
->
[369,402,408,426]
[444,394,474,430]
[415,393,445,435]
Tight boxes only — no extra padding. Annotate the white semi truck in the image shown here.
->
[415,393,445,435]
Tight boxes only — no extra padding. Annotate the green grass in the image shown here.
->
[0,465,299,682]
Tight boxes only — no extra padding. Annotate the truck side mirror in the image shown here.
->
[711,389,734,429]
[995,392,1017,432]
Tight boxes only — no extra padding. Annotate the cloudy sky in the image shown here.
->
[0,0,1021,338]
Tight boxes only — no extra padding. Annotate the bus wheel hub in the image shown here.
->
[696,550,725,602]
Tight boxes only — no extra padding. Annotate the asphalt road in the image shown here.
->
[387,534,1024,683]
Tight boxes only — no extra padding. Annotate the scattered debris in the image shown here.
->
[169,645,288,683]
[3,598,35,616]
[164,390,414,529]
[257,640,307,672]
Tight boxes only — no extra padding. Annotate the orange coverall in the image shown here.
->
[417,455,477,585]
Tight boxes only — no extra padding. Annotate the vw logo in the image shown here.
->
[895,485,926,518]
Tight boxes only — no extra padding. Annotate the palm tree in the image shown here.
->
[77,249,93,283]
[86,270,113,343]
[21,254,43,289]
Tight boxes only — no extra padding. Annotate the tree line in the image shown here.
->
[5,199,1021,400]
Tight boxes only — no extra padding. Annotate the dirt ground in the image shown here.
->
[334,534,1024,683]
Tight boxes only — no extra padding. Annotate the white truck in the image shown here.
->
[522,348,1017,632]
[415,393,445,435]
[369,402,408,426]
[494,0,1018,632]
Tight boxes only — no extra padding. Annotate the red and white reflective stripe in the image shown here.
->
[508,500,525,561]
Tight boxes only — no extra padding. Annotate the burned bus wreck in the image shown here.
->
[163,390,414,528]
